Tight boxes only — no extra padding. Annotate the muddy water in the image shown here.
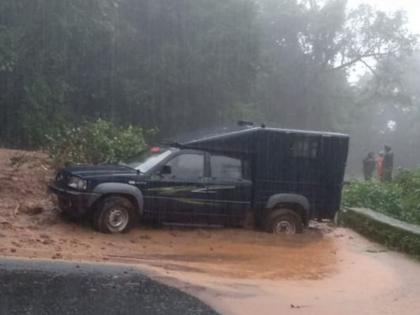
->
[162,228,420,315]
[2,216,420,314]
[0,221,337,281]
[104,227,337,280]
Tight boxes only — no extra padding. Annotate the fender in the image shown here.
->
[88,183,144,215]
[265,193,310,223]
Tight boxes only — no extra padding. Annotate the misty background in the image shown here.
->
[0,0,419,174]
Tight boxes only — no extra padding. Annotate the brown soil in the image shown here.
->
[2,148,420,314]
[0,149,56,228]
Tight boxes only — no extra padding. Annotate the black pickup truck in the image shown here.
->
[49,126,349,234]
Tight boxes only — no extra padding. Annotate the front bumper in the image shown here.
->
[48,184,100,218]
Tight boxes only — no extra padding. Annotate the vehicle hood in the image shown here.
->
[62,164,138,179]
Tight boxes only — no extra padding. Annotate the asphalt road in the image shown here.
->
[0,258,219,315]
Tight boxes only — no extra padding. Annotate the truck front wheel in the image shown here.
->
[93,196,137,233]
[265,209,303,234]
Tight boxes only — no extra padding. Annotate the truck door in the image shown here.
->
[204,154,252,225]
[143,151,209,223]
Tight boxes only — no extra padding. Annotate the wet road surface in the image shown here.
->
[0,258,218,315]
[173,228,420,315]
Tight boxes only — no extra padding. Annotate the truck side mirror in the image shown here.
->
[160,165,172,175]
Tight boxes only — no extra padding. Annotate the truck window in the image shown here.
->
[210,155,247,180]
[165,153,204,179]
[290,138,320,159]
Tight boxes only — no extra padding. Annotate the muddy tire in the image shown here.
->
[92,196,137,234]
[265,209,303,234]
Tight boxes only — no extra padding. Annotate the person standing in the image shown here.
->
[383,145,394,182]
[363,152,375,180]
[376,151,384,181]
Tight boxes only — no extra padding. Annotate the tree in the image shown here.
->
[0,0,259,147]
[255,0,416,133]
[0,0,418,176]
[347,52,420,172]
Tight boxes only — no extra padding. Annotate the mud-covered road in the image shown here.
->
[1,148,420,315]
[178,228,420,315]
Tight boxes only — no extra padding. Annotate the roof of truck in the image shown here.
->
[175,127,349,153]
[180,127,348,143]
[266,127,348,137]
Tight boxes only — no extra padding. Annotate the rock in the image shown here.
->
[24,206,44,216]
[42,239,54,245]
[0,222,13,229]
[52,253,63,260]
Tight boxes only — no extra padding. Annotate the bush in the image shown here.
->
[46,119,149,167]
[342,170,420,225]
[342,181,404,217]
[395,169,420,214]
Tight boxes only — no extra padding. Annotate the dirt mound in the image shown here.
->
[0,149,55,223]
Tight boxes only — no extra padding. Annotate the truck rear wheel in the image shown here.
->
[265,209,303,234]
[93,196,137,233]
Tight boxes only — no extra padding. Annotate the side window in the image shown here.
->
[165,153,204,179]
[289,138,320,159]
[210,155,246,180]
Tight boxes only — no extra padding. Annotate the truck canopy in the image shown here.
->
[177,127,349,220]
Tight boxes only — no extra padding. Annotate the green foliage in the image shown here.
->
[342,181,403,217]
[0,0,417,149]
[395,169,420,216]
[0,0,259,146]
[343,170,420,225]
[47,119,148,166]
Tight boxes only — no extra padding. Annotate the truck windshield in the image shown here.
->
[126,149,173,173]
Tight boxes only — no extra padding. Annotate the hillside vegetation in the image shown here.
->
[343,170,420,225]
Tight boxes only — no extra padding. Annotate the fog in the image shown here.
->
[0,0,419,175]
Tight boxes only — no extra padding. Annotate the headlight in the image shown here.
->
[67,176,88,190]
